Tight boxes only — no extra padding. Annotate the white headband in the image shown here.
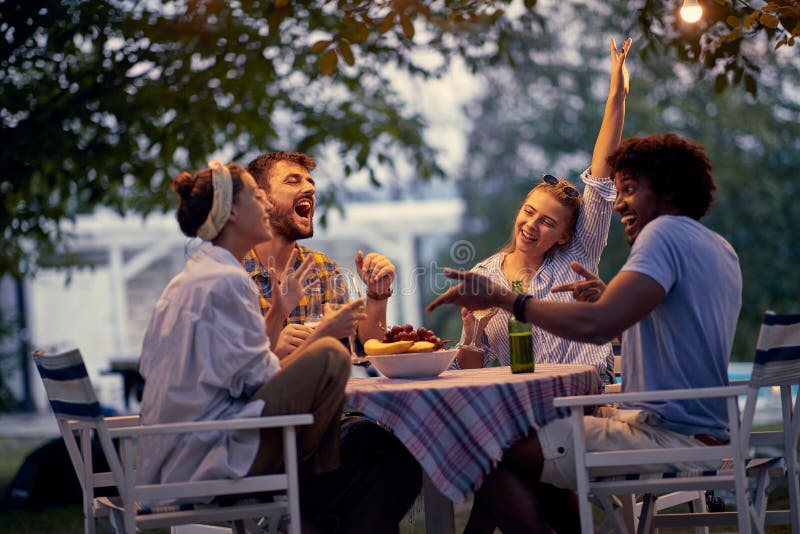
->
[196,160,233,241]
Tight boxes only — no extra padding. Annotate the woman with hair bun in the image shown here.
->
[137,161,368,531]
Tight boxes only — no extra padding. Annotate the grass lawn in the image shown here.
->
[0,437,84,533]
[0,436,471,533]
[0,436,792,533]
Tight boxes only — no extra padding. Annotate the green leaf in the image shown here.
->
[369,168,380,187]
[357,22,370,43]
[337,40,355,66]
[378,12,396,34]
[400,15,415,39]
[310,40,331,54]
[319,49,338,76]
[759,13,780,28]
[744,10,760,30]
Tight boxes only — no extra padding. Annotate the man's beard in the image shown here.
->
[270,203,314,241]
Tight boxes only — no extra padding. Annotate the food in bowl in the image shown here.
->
[363,339,414,356]
[363,339,437,355]
[382,324,446,350]
[363,324,447,356]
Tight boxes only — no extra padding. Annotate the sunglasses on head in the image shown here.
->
[541,174,580,199]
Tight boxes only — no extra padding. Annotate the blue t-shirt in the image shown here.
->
[619,215,742,439]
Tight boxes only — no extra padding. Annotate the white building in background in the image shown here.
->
[26,199,464,412]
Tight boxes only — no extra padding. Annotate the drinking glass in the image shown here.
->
[324,272,365,361]
[468,308,497,346]
[304,286,323,328]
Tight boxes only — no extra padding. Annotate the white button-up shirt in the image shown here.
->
[137,242,280,491]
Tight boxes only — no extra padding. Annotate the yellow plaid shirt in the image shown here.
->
[243,245,346,325]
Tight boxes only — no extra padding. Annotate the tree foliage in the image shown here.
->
[2,0,797,283]
[0,0,528,279]
[637,0,800,98]
[428,1,800,359]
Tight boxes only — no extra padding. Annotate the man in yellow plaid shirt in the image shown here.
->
[242,151,421,533]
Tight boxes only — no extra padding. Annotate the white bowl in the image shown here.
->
[366,350,457,379]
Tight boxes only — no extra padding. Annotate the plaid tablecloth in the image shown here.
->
[345,364,600,503]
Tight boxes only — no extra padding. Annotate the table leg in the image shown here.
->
[422,472,455,534]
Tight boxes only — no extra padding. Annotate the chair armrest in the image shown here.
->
[554,384,749,408]
[108,414,314,438]
[106,415,141,428]
[68,415,141,431]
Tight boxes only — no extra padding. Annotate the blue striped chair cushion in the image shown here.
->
[751,313,800,387]
[33,349,103,421]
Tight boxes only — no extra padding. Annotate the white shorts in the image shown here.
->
[537,408,722,490]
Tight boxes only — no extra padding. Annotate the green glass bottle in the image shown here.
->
[509,281,534,374]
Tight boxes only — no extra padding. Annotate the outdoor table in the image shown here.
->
[344,364,601,533]
[103,358,144,410]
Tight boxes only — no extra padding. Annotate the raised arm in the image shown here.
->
[569,38,632,265]
[590,37,631,178]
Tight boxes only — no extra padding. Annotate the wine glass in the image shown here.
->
[467,308,497,346]
[324,272,365,362]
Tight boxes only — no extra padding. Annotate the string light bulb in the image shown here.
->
[680,0,703,23]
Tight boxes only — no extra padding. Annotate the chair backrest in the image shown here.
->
[750,311,800,387]
[32,349,128,505]
[33,348,104,422]
[740,312,800,440]
[744,311,800,532]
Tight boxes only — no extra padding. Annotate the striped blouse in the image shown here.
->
[456,169,616,385]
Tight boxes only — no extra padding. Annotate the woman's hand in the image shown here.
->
[461,306,498,345]
[315,298,368,340]
[269,249,319,318]
[461,307,477,339]
[609,37,632,98]
[273,323,314,358]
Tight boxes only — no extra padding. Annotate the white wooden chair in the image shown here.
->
[33,348,313,534]
[600,341,708,533]
[740,311,800,532]
[555,311,800,533]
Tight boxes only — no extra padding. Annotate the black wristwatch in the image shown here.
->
[513,294,533,323]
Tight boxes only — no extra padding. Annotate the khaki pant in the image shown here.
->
[247,337,350,478]
[538,408,722,490]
